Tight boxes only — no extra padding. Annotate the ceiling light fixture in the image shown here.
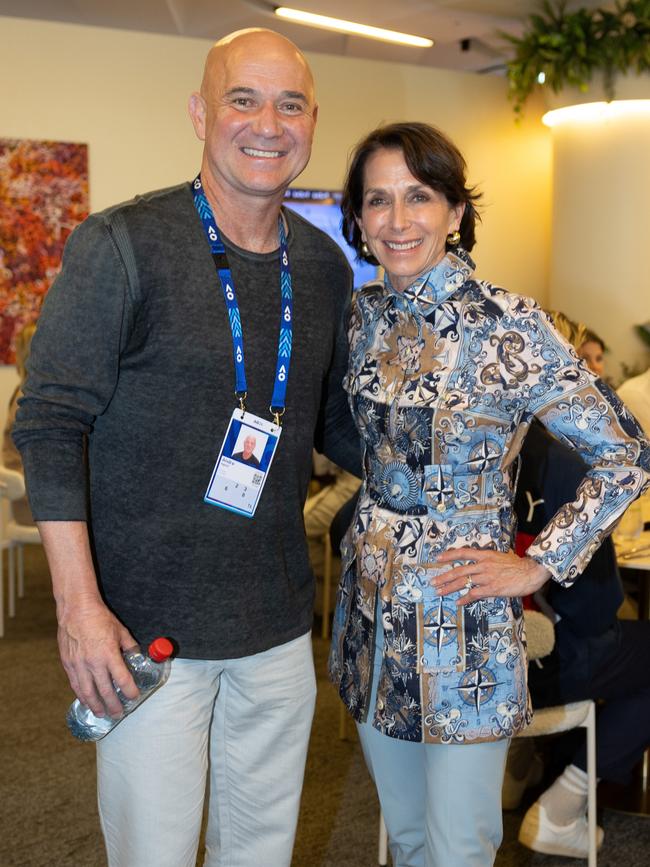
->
[274,7,433,48]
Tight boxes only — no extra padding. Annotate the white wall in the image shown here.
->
[0,15,552,425]
[305,52,552,298]
[548,107,650,382]
[0,18,206,209]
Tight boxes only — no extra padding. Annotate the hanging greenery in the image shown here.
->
[503,0,650,115]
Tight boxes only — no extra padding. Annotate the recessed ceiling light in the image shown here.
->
[274,7,433,48]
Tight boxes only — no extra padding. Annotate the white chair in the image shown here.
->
[0,465,41,637]
[378,811,388,866]
[377,611,598,867]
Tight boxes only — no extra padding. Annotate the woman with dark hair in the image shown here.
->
[328,122,649,866]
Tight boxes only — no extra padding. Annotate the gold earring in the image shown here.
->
[361,241,370,257]
[447,230,461,246]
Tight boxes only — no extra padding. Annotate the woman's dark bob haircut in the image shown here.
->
[341,122,482,264]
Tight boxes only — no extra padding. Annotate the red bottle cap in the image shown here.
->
[148,637,174,662]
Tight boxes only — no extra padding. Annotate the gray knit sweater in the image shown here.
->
[14,183,358,658]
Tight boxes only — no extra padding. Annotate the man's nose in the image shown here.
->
[250,102,283,137]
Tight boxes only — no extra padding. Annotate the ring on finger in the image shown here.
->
[464,577,473,591]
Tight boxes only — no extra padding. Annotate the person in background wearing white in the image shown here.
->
[619,366,650,438]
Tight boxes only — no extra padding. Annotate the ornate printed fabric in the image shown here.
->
[329,249,650,744]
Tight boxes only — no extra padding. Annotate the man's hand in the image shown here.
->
[57,596,139,718]
[432,547,551,605]
[38,521,139,717]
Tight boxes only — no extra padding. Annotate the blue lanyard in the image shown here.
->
[192,176,293,424]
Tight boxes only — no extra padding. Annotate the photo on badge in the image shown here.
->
[204,410,281,517]
[230,425,268,469]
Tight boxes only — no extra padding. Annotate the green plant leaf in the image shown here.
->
[504,0,650,115]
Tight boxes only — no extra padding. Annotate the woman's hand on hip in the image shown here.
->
[431,547,551,605]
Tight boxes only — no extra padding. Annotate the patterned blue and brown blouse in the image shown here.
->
[329,248,650,744]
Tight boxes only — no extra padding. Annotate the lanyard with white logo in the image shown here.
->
[192,174,293,425]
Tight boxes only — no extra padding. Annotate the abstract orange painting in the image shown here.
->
[0,139,89,363]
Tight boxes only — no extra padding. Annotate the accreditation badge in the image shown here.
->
[204,409,281,518]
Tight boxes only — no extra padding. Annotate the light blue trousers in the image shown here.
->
[356,617,509,867]
[97,632,316,867]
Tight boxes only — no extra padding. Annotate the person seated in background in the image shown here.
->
[2,322,37,526]
[550,311,608,380]
[303,453,360,579]
[504,315,650,858]
[618,365,650,437]
[576,327,606,379]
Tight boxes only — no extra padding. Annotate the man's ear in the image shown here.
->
[188,92,207,141]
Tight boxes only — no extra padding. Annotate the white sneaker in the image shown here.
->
[502,752,544,810]
[519,801,604,858]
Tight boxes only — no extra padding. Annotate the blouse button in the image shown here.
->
[436,501,446,512]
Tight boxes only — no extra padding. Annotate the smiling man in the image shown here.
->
[233,433,260,466]
[14,28,357,867]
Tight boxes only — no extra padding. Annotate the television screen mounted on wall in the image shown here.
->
[283,188,378,289]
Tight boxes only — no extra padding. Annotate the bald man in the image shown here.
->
[15,29,358,867]
[232,433,260,467]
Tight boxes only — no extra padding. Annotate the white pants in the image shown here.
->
[356,613,509,867]
[97,632,316,867]
[357,720,509,867]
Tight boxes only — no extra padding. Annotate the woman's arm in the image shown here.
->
[522,309,649,586]
[435,302,649,601]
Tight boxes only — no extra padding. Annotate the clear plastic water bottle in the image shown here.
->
[66,637,174,742]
